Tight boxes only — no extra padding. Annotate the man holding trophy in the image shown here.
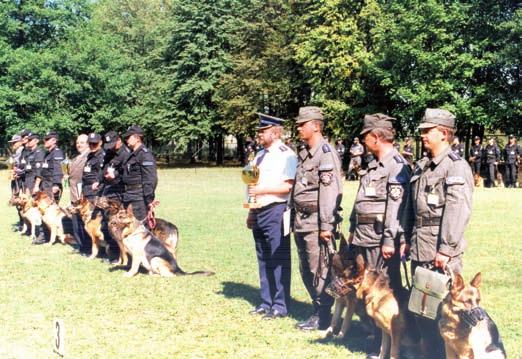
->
[245,113,297,320]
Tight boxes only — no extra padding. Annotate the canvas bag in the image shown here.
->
[408,266,451,320]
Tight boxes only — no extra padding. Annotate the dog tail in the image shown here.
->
[171,258,215,276]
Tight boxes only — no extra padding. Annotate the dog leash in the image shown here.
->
[401,256,412,291]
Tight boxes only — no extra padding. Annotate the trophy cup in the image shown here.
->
[61,158,70,188]
[241,158,260,209]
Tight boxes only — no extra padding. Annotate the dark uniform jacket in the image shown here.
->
[102,145,130,198]
[39,146,64,187]
[451,143,465,158]
[402,144,414,163]
[122,144,158,206]
[349,149,411,248]
[82,149,105,198]
[484,144,500,164]
[405,146,473,261]
[21,147,44,192]
[292,139,343,233]
[504,144,521,164]
[469,144,483,162]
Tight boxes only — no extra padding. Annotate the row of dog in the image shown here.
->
[325,237,506,359]
[9,192,214,277]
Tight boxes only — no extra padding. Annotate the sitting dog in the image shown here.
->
[340,255,415,359]
[33,191,73,246]
[110,205,214,277]
[99,197,179,266]
[73,196,110,260]
[9,192,42,240]
[439,272,506,359]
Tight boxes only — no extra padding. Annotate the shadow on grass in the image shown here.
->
[219,281,314,321]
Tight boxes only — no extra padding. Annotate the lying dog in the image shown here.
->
[110,205,214,277]
[9,192,42,240]
[33,191,73,246]
[439,272,506,359]
[99,197,179,266]
[340,255,415,359]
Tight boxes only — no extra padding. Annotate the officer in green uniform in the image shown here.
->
[291,106,343,331]
[404,108,473,359]
[348,114,411,292]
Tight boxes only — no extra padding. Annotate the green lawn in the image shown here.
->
[0,168,520,358]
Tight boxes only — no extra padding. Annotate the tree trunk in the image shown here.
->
[237,136,246,166]
[216,134,224,166]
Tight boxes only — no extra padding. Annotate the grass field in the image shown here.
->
[0,168,521,358]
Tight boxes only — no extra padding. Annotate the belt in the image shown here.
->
[125,184,142,190]
[295,203,318,214]
[356,214,383,225]
[416,216,442,227]
[253,201,286,212]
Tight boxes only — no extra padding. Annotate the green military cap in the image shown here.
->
[418,108,455,129]
[295,106,324,124]
[360,113,396,135]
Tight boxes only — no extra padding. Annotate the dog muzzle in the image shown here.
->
[325,277,352,299]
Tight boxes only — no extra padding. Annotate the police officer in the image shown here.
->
[82,133,105,202]
[291,106,343,331]
[404,108,473,359]
[21,133,44,194]
[348,137,364,179]
[36,131,64,202]
[451,136,465,158]
[335,138,346,166]
[246,113,297,320]
[468,135,483,177]
[402,137,415,168]
[484,137,500,187]
[122,125,158,221]
[8,133,24,196]
[504,135,521,188]
[348,114,411,292]
[102,131,130,200]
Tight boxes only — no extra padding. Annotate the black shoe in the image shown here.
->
[263,309,287,320]
[31,237,47,245]
[249,306,270,315]
[296,314,319,330]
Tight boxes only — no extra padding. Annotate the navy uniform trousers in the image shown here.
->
[252,202,291,315]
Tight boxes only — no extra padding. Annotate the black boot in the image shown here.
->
[295,314,319,330]
[318,306,333,330]
[32,226,47,245]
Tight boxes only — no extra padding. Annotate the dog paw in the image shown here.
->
[325,327,334,338]
[44,242,53,247]
[88,254,97,260]
[124,271,136,277]
[333,332,345,340]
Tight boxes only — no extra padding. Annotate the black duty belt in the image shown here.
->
[295,203,318,214]
[356,214,383,225]
[416,216,442,227]
[125,184,143,190]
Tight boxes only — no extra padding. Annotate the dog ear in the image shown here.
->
[470,272,481,289]
[451,273,465,297]
[127,204,133,216]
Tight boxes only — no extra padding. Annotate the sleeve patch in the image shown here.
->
[389,185,403,200]
[319,163,334,171]
[393,155,404,163]
[448,152,461,161]
[446,176,465,185]
[279,145,288,152]
[320,172,333,186]
[142,161,154,166]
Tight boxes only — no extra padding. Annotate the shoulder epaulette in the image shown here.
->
[322,144,331,153]
[279,145,288,152]
[393,155,404,164]
[143,147,148,152]
[448,152,461,161]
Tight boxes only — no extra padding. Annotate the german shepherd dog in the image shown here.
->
[33,191,73,246]
[340,255,417,359]
[473,173,483,188]
[110,205,214,278]
[439,272,506,359]
[97,197,179,266]
[325,237,361,340]
[9,192,42,240]
[73,196,110,259]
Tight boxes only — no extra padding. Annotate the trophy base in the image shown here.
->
[243,203,261,209]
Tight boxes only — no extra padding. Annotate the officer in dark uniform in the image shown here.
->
[291,106,343,331]
[335,139,346,169]
[451,136,465,158]
[122,125,158,221]
[82,133,105,202]
[102,131,130,200]
[468,136,483,176]
[402,137,415,168]
[484,137,500,187]
[8,133,25,231]
[36,131,64,202]
[403,108,473,359]
[504,135,521,188]
[21,133,44,194]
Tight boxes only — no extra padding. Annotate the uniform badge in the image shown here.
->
[36,163,41,168]
[389,185,403,200]
[320,172,333,186]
